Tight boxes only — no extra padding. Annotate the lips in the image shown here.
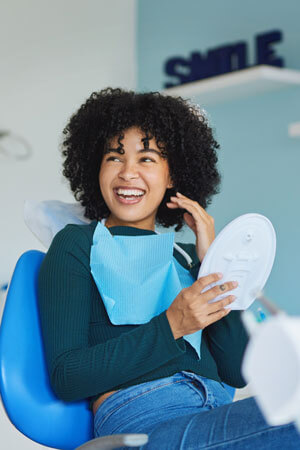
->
[113,188,145,205]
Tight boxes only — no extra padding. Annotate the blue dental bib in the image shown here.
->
[90,220,202,359]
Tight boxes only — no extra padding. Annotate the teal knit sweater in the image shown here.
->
[38,221,248,407]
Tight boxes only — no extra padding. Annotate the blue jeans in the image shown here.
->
[94,371,299,449]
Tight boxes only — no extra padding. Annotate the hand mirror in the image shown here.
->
[198,214,276,310]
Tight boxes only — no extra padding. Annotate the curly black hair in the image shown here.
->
[61,87,221,231]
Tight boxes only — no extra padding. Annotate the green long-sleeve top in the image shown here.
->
[38,220,249,407]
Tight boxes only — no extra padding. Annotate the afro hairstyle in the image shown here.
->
[61,87,221,231]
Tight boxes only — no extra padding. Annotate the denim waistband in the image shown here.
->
[94,371,232,438]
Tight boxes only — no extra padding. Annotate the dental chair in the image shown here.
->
[0,250,235,449]
[0,250,148,450]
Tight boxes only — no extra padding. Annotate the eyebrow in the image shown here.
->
[104,148,162,157]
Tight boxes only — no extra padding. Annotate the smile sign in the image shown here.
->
[164,30,283,89]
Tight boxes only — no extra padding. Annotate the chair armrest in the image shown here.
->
[76,433,149,449]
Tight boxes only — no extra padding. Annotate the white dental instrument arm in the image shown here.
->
[241,293,300,434]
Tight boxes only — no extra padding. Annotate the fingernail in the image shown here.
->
[217,272,223,279]
[230,296,237,301]
[176,192,183,196]
[233,281,239,287]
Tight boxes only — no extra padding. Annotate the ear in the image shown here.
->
[167,176,174,190]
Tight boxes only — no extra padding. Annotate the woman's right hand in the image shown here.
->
[166,273,238,339]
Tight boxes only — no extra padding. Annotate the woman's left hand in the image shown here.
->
[166,192,215,262]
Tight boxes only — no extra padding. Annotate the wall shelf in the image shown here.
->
[163,65,300,106]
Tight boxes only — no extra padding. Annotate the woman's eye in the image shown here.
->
[141,157,155,162]
[106,156,121,162]
[106,157,155,163]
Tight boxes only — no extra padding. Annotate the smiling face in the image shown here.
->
[99,127,173,230]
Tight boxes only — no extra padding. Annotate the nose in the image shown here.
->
[118,160,139,180]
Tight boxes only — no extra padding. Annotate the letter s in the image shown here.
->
[164,57,192,88]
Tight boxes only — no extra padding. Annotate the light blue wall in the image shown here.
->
[137,0,300,314]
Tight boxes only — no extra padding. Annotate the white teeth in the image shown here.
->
[116,189,145,196]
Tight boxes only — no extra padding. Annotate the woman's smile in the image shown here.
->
[113,187,146,204]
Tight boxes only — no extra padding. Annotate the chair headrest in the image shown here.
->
[24,200,91,248]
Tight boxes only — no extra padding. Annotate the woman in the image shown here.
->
[38,88,299,448]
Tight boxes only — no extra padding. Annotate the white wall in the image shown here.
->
[0,1,136,448]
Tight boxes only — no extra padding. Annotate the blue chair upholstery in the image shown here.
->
[0,250,93,450]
